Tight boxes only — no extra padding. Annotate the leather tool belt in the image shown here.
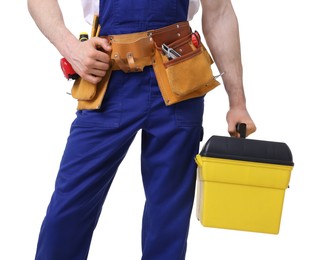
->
[72,16,220,110]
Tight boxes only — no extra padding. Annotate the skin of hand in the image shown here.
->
[200,0,256,137]
[27,0,111,84]
[67,37,112,84]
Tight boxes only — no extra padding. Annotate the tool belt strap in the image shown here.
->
[73,18,220,110]
[103,21,191,73]
[107,32,154,72]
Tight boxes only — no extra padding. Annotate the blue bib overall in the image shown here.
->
[35,1,204,259]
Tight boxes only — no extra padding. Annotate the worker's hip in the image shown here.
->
[71,17,220,110]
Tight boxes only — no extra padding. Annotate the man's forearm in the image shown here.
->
[27,0,78,60]
[201,0,246,108]
[28,0,112,84]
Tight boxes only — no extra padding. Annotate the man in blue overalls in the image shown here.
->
[28,0,256,259]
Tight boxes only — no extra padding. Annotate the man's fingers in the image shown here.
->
[95,51,111,64]
[228,122,256,138]
[82,74,103,85]
[90,67,108,77]
[246,124,257,136]
[91,37,112,53]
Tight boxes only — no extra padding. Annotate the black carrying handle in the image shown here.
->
[236,123,247,138]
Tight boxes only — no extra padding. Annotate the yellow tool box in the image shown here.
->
[195,133,294,234]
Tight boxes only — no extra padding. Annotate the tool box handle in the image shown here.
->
[236,123,247,138]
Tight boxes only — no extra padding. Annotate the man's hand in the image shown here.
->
[226,106,256,138]
[27,0,112,85]
[67,37,112,84]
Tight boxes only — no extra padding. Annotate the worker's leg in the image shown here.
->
[140,73,204,260]
[35,71,148,260]
[35,127,137,259]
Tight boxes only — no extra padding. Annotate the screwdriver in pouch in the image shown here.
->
[162,31,201,60]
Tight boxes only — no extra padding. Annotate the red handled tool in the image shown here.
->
[60,32,88,80]
[191,31,200,48]
[60,58,78,80]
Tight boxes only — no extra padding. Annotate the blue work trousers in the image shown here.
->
[35,67,204,259]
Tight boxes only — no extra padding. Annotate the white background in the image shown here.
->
[1,0,317,259]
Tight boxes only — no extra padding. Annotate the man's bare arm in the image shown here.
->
[201,0,256,136]
[27,0,111,84]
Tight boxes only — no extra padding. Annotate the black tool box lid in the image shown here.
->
[200,136,294,166]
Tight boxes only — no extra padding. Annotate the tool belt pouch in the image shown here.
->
[71,78,97,101]
[75,68,113,110]
[152,30,220,105]
[71,63,113,110]
[70,15,112,110]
